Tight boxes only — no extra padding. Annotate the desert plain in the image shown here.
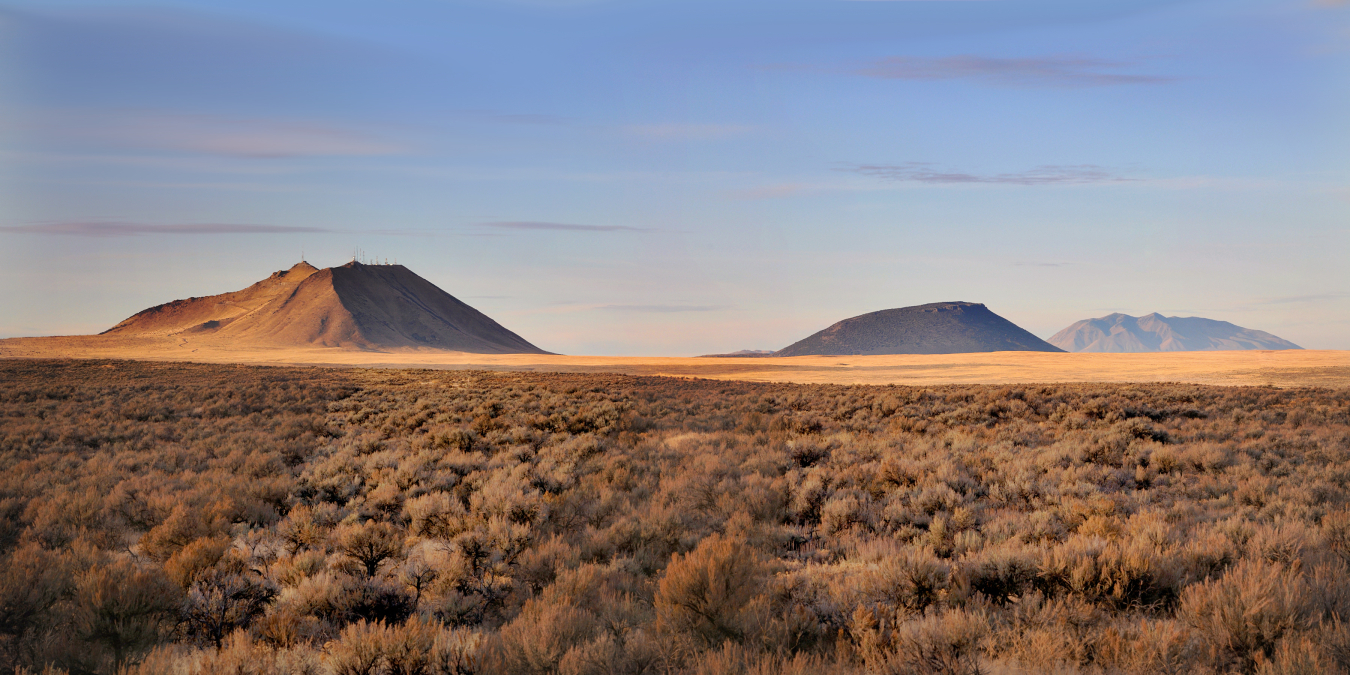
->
[2,334,1348,387]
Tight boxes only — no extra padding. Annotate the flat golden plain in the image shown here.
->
[2,334,1347,387]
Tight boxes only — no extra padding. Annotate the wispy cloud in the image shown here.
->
[597,304,729,313]
[845,162,1133,186]
[854,55,1172,88]
[5,221,664,238]
[451,109,567,126]
[1,222,329,237]
[493,113,566,125]
[3,150,301,174]
[30,111,404,159]
[142,116,401,158]
[1013,261,1072,267]
[1247,292,1350,306]
[525,302,728,315]
[725,183,814,200]
[622,124,753,140]
[485,221,650,232]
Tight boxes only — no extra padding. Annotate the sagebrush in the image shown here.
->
[2,359,1349,674]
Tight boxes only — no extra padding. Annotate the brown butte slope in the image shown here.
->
[100,261,548,354]
[104,261,320,337]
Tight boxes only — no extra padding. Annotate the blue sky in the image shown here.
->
[1,0,1346,355]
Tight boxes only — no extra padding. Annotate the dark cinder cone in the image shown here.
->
[776,301,1062,356]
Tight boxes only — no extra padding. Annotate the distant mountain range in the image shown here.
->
[775,302,1063,356]
[104,261,549,354]
[1047,313,1301,353]
[72,265,1309,358]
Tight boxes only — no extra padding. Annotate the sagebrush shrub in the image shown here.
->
[657,535,768,647]
[1181,559,1313,672]
[72,557,181,670]
[2,361,1349,674]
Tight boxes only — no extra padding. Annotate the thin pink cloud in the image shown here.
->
[856,55,1172,88]
[30,110,405,158]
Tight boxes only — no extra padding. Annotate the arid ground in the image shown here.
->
[2,336,1349,387]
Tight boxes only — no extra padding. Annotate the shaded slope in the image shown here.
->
[1048,313,1302,353]
[776,301,1063,356]
[102,261,549,354]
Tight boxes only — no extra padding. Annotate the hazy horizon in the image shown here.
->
[2,0,1347,356]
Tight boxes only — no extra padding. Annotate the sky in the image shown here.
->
[1,0,1347,356]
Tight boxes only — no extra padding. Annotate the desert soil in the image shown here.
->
[2,335,1348,387]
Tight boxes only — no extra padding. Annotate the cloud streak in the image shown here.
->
[597,304,729,313]
[854,55,1171,88]
[4,221,663,238]
[1,222,330,237]
[1247,292,1350,306]
[140,117,401,158]
[29,111,404,159]
[725,183,814,200]
[622,124,753,140]
[846,162,1133,186]
[485,221,649,232]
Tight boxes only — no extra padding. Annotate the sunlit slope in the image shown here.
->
[102,262,319,337]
